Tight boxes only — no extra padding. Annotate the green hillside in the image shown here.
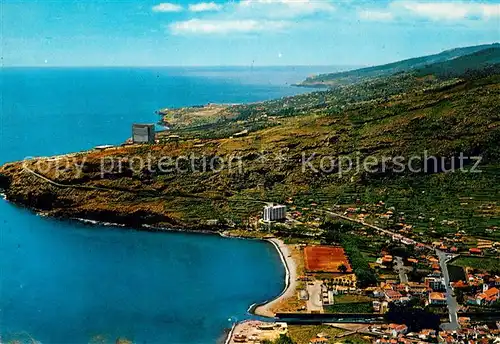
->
[414,47,500,78]
[299,43,499,87]
[0,47,499,245]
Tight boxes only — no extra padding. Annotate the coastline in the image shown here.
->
[250,238,297,318]
[73,217,221,236]
[226,238,297,343]
[77,218,297,322]
[224,322,236,344]
[74,215,297,319]
[2,198,297,342]
[72,216,298,319]
[71,216,299,319]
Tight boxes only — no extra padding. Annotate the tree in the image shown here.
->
[340,234,378,288]
[274,334,296,344]
[355,268,378,288]
[409,265,427,282]
[390,245,410,259]
[455,289,465,304]
[320,221,356,244]
[385,303,440,332]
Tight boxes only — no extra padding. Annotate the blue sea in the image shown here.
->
[0,66,339,343]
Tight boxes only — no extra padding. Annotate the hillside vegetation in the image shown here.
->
[298,43,499,87]
[0,45,499,241]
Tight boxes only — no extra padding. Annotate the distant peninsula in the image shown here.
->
[1,44,499,238]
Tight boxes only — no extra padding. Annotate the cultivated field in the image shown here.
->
[304,246,352,273]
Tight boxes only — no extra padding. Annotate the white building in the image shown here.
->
[263,204,286,222]
[425,276,446,291]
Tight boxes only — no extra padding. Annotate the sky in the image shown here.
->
[2,0,499,67]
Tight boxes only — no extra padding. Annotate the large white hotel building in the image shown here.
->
[263,204,286,222]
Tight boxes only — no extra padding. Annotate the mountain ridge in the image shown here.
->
[298,43,500,87]
[0,45,499,243]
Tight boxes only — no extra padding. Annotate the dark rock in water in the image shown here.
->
[0,173,11,191]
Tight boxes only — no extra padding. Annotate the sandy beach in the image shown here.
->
[252,238,298,317]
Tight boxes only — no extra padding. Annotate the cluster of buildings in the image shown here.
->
[473,285,500,306]
[93,123,158,151]
[369,324,411,341]
[452,271,500,306]
[363,277,447,311]
[431,236,500,256]
[436,326,500,344]
[371,324,500,344]
[369,249,451,310]
[341,201,500,256]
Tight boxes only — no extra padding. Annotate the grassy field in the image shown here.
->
[324,302,374,314]
[332,294,376,304]
[450,256,500,273]
[447,264,466,282]
[360,251,378,263]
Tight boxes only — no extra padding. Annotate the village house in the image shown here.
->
[458,317,471,327]
[394,284,407,293]
[490,276,500,287]
[384,290,404,303]
[477,239,493,250]
[415,243,426,251]
[425,276,446,291]
[475,286,499,306]
[372,300,382,312]
[382,255,393,264]
[332,285,351,295]
[380,281,398,291]
[466,273,485,287]
[452,280,469,289]
[469,247,482,255]
[428,292,447,305]
[298,289,309,301]
[407,258,418,265]
[415,329,437,341]
[388,324,409,337]
[407,282,429,296]
[371,324,409,340]
[367,287,385,298]
[427,256,439,265]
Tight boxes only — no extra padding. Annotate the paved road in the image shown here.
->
[437,250,460,331]
[306,281,324,313]
[318,209,433,250]
[394,256,409,284]
[319,209,459,329]
[23,166,269,204]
